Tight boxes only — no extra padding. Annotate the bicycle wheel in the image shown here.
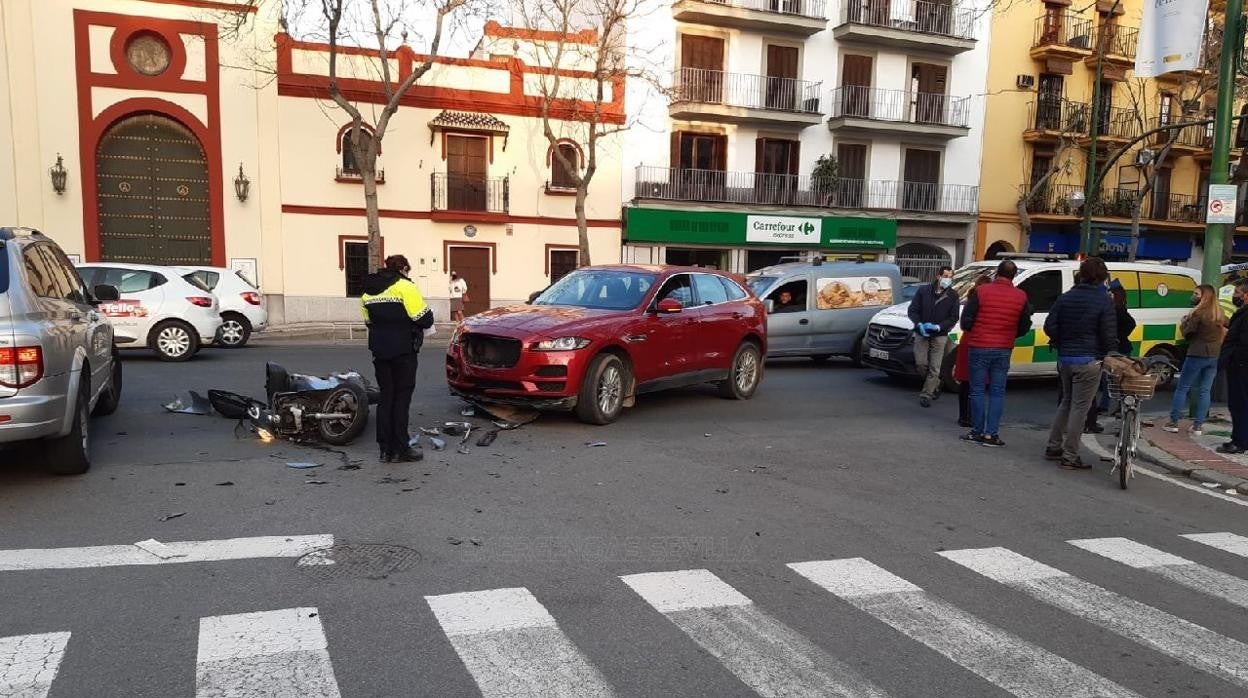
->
[1117,407,1139,490]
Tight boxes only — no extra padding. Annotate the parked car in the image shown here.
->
[745,260,902,364]
[76,262,221,361]
[863,255,1200,390]
[1,228,122,474]
[446,265,767,424]
[177,266,267,347]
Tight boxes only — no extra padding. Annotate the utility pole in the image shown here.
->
[1201,2,1244,285]
[1081,0,1120,257]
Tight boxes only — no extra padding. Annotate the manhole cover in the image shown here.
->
[296,544,420,580]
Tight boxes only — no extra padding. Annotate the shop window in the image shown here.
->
[1018,270,1062,313]
[767,280,807,313]
[344,242,370,297]
[550,143,579,190]
[665,248,726,270]
[747,249,791,272]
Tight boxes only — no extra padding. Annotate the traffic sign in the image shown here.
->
[1207,184,1238,224]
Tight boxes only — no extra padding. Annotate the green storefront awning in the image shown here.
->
[625,207,898,250]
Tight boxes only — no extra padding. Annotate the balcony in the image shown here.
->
[633,165,978,216]
[833,0,977,55]
[431,173,509,217]
[1083,105,1140,145]
[1158,193,1206,223]
[669,68,823,126]
[1031,13,1093,62]
[671,0,828,37]
[1024,99,1089,142]
[1026,183,1140,219]
[1084,23,1138,69]
[1149,118,1210,154]
[827,86,970,140]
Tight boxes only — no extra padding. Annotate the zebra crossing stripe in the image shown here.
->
[787,559,1141,698]
[195,607,340,698]
[0,632,71,698]
[1071,537,1248,609]
[425,587,616,698]
[620,569,891,698]
[1182,532,1248,559]
[940,547,1248,689]
[0,535,334,571]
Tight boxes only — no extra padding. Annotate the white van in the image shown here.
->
[862,256,1200,389]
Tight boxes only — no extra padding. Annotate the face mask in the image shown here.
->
[1190,295,1201,307]
[1236,296,1246,309]
[939,277,952,289]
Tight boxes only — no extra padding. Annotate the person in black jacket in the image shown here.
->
[1218,281,1248,453]
[907,265,961,407]
[1044,258,1116,469]
[361,255,435,462]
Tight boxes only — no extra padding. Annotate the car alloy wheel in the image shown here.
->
[158,325,192,358]
[219,319,246,346]
[597,364,623,415]
[735,347,759,393]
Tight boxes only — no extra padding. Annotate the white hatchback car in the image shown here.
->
[76,263,221,361]
[177,266,267,347]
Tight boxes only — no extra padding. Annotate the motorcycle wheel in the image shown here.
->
[317,383,369,445]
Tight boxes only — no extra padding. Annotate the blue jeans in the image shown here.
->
[1170,356,1218,426]
[969,348,1012,437]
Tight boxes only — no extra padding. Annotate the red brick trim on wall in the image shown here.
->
[544,244,580,276]
[483,20,599,45]
[444,241,498,274]
[137,0,258,12]
[282,204,621,228]
[75,9,225,266]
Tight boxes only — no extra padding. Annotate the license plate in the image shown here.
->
[869,348,889,361]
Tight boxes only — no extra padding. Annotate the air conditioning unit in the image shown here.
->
[1136,148,1157,166]
[1016,74,1036,90]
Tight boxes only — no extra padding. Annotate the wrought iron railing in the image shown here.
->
[1094,105,1140,140]
[336,166,385,182]
[633,166,979,213]
[431,173,509,213]
[829,86,970,127]
[1095,23,1138,58]
[1161,193,1205,222]
[837,0,977,39]
[1033,13,1094,50]
[685,0,827,20]
[1027,98,1090,134]
[671,68,823,114]
[1148,117,1209,148]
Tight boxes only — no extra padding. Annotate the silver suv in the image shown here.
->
[1,228,122,474]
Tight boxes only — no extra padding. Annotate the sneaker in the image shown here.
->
[1191,424,1204,436]
[1216,443,1246,455]
[1060,457,1092,470]
[919,396,932,408]
[979,435,1005,448]
[1162,422,1180,433]
[1044,447,1063,461]
[960,432,983,444]
[392,448,424,463]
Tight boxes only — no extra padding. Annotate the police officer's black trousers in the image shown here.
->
[374,353,418,454]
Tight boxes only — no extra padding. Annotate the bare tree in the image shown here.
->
[511,0,655,267]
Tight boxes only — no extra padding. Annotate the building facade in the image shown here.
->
[977,0,1244,267]
[0,0,624,323]
[621,0,992,280]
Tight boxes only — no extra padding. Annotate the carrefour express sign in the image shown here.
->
[746,215,821,244]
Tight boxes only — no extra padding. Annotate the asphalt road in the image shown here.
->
[2,340,1248,697]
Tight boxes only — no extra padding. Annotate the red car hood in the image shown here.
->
[463,305,629,338]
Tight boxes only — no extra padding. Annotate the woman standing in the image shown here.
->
[1164,284,1226,436]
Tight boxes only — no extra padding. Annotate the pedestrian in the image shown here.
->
[1164,284,1226,436]
[1043,258,1116,470]
[959,260,1034,448]
[449,271,469,323]
[361,255,435,463]
[1217,280,1248,454]
[908,265,961,408]
[955,274,992,428]
[1085,280,1137,431]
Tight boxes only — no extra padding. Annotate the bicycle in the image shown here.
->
[1105,370,1158,490]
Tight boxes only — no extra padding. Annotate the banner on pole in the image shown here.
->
[1135,0,1211,77]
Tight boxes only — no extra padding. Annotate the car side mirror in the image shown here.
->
[93,284,120,302]
[764,299,774,314]
[656,298,684,314]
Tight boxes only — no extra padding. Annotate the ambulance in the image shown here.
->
[862,255,1201,390]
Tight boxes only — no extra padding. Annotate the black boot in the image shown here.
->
[392,447,423,463]
[380,446,393,463]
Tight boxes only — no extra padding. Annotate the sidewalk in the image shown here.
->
[1131,413,1248,495]
[260,321,459,342]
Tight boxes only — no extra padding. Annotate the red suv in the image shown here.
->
[445,265,766,424]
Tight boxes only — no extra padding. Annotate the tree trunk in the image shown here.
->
[362,162,383,272]
[1128,201,1142,262]
[575,187,592,267]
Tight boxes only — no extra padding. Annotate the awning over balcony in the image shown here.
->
[428,110,511,148]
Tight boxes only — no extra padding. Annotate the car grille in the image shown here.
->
[463,334,522,369]
[866,323,912,350]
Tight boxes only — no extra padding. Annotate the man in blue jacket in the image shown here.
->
[1044,257,1116,469]
[908,265,961,407]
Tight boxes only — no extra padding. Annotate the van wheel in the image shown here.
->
[45,377,91,475]
[92,347,122,416]
[151,320,199,361]
[1145,347,1177,389]
[719,341,763,400]
[576,353,628,425]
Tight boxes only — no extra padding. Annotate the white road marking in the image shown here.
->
[0,535,334,571]
[788,559,1140,698]
[940,547,1248,689]
[425,587,615,698]
[1080,434,1248,508]
[0,632,71,698]
[621,569,891,698]
[1071,537,1248,609]
[1183,532,1248,559]
[196,607,340,698]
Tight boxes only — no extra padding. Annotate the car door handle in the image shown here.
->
[799,318,810,325]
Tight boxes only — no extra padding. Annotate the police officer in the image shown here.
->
[361,255,434,462]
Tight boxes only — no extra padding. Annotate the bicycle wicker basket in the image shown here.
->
[1105,372,1157,400]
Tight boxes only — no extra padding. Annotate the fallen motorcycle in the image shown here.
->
[208,363,376,446]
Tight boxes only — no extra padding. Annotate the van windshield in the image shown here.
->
[949,266,996,300]
[746,276,777,296]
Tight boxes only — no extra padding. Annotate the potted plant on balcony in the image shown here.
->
[813,154,840,207]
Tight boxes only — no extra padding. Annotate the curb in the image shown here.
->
[1135,437,1248,496]
[258,322,458,343]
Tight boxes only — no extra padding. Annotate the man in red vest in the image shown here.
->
[957,260,1033,448]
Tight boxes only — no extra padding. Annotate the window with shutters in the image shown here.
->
[344,242,370,297]
[549,143,579,190]
[755,138,799,205]
[835,143,868,207]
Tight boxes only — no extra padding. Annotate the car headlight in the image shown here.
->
[533,337,591,351]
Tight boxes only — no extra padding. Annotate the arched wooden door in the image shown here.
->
[95,114,212,264]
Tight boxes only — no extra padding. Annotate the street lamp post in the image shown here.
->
[1201,1,1244,285]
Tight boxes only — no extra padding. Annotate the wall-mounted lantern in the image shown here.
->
[49,154,68,195]
[234,163,251,202]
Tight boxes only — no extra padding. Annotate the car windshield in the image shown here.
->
[948,266,997,300]
[746,276,778,296]
[533,269,656,310]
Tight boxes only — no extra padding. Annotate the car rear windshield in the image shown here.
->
[533,269,657,310]
[746,276,777,296]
